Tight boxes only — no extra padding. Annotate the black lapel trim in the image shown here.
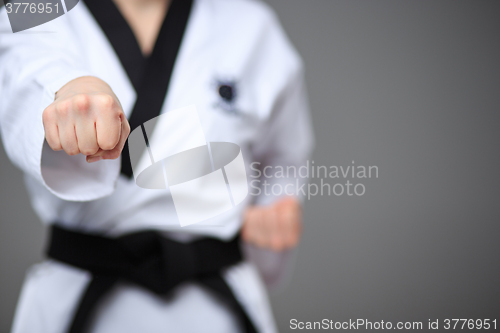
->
[84,0,194,178]
[84,0,146,91]
[127,0,193,132]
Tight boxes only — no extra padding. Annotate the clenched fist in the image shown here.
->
[242,196,302,251]
[42,76,130,163]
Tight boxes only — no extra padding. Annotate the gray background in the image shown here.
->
[1,0,499,332]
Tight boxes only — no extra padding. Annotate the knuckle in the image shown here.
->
[55,101,70,116]
[73,94,91,112]
[95,94,115,109]
[42,106,55,123]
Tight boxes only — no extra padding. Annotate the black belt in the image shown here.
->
[47,224,258,333]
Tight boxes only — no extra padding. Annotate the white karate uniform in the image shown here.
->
[0,0,314,332]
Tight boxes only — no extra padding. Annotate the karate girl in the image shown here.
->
[0,0,314,332]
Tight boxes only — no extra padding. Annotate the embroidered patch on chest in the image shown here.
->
[213,79,241,115]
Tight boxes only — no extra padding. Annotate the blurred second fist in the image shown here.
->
[242,196,302,251]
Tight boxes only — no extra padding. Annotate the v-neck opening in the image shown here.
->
[84,0,178,92]
[84,0,145,91]
[113,0,171,60]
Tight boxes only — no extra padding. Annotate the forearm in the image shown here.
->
[0,20,125,201]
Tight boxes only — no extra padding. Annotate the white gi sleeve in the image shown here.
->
[245,8,315,290]
[244,68,315,290]
[0,10,120,201]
